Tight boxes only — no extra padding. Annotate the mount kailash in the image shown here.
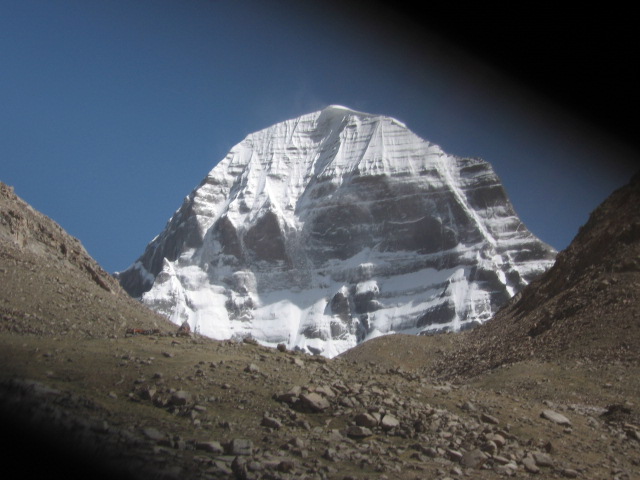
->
[117,105,556,357]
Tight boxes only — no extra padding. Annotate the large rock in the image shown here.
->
[299,392,330,412]
[196,441,224,454]
[355,412,379,428]
[461,449,488,469]
[227,439,253,456]
[541,409,572,426]
[380,414,400,431]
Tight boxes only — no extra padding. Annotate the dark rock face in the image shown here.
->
[118,106,556,356]
[244,211,288,263]
[416,302,457,328]
[213,215,243,260]
[117,193,205,298]
[300,173,475,264]
[306,202,372,262]
[353,287,382,314]
[330,289,351,319]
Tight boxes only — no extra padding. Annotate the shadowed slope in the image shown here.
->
[432,171,640,379]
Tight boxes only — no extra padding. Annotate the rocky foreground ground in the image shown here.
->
[1,327,639,480]
[1,174,639,480]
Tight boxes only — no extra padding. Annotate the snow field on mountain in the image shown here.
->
[121,106,557,356]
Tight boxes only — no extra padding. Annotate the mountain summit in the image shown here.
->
[118,106,556,356]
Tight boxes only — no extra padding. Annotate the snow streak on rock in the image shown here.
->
[118,106,556,357]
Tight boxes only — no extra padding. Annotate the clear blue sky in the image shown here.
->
[1,0,637,273]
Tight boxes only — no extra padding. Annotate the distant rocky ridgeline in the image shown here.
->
[117,106,556,356]
[0,181,171,339]
[0,182,118,294]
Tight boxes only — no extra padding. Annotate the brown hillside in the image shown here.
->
[0,182,171,338]
[433,171,640,380]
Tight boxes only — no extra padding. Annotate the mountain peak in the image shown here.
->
[118,109,556,357]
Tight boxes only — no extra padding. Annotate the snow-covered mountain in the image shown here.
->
[118,105,556,357]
